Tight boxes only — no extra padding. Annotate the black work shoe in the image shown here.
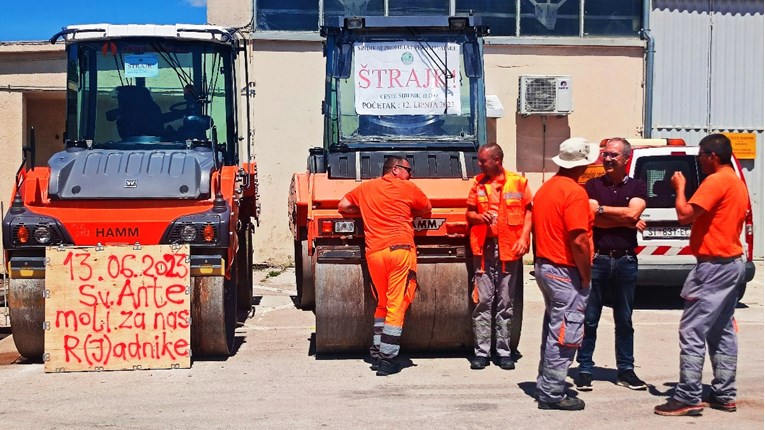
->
[470,356,490,370]
[703,393,737,412]
[616,370,647,390]
[510,349,523,361]
[376,359,401,376]
[370,359,380,371]
[654,398,703,416]
[498,357,515,370]
[576,373,593,391]
[538,396,585,411]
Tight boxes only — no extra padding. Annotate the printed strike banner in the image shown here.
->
[354,41,462,116]
[44,245,191,372]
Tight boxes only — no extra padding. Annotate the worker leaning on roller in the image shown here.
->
[338,156,431,376]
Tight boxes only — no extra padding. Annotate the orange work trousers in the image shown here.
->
[367,245,418,328]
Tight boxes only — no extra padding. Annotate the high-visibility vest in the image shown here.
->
[469,170,528,262]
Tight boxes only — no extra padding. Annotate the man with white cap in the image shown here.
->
[532,137,598,411]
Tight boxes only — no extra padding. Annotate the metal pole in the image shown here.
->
[640,0,655,138]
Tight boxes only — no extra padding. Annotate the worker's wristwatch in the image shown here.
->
[597,205,605,215]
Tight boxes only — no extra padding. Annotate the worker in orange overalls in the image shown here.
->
[339,156,431,376]
[654,134,748,416]
[466,143,533,370]
[533,137,597,411]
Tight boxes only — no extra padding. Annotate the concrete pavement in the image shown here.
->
[0,263,762,429]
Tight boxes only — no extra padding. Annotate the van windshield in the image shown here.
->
[635,155,703,208]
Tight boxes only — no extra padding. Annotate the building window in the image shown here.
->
[456,0,516,36]
[584,0,642,37]
[256,0,319,31]
[254,0,642,38]
[325,0,385,27]
[389,0,450,16]
[521,0,580,36]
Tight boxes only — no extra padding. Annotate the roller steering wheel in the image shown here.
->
[169,101,191,113]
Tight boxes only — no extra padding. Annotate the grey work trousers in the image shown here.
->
[673,259,744,405]
[534,259,590,403]
[471,239,521,358]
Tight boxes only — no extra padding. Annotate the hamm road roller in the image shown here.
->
[289,15,497,353]
[4,24,259,359]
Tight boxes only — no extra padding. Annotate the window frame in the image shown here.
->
[252,0,644,45]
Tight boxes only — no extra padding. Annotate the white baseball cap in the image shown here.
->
[552,137,600,168]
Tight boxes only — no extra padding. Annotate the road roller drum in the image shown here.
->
[314,261,472,354]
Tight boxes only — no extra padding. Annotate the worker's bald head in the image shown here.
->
[479,143,504,163]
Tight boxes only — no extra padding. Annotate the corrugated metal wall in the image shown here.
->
[652,0,764,258]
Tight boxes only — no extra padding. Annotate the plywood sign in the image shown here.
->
[44,245,191,372]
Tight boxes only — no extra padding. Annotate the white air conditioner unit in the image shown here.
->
[518,75,573,115]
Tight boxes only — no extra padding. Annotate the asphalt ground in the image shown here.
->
[0,263,762,429]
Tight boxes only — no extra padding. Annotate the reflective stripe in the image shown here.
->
[542,367,568,381]
[634,245,692,256]
[679,353,704,382]
[711,353,737,367]
[372,318,385,348]
[380,342,400,356]
[382,325,403,336]
[473,320,491,342]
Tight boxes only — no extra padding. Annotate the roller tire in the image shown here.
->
[401,263,472,351]
[294,240,315,310]
[237,225,254,317]
[8,279,45,360]
[191,274,237,357]
[314,263,371,353]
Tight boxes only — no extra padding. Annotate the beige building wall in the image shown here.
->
[0,6,645,266]
[249,42,325,264]
[0,43,66,215]
[483,44,645,189]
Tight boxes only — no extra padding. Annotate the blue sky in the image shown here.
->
[0,0,208,42]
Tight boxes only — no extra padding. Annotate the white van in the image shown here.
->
[627,140,756,299]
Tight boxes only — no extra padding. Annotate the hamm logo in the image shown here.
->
[413,217,446,231]
[96,227,139,238]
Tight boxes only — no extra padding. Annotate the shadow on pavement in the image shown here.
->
[517,381,580,400]
[566,366,618,384]
[648,382,677,398]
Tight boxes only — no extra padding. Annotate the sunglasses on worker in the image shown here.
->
[395,164,412,174]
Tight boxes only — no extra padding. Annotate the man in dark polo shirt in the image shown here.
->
[575,137,648,391]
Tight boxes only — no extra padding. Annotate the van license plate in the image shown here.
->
[643,226,690,239]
